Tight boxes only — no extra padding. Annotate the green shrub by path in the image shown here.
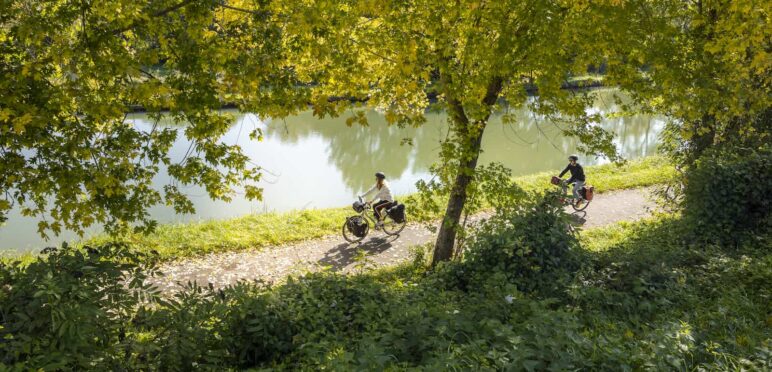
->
[456,191,582,294]
[682,147,771,244]
[0,243,162,369]
[570,216,771,369]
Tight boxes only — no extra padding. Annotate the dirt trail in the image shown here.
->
[151,187,657,292]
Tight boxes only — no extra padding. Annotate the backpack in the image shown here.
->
[387,203,406,223]
[346,216,368,237]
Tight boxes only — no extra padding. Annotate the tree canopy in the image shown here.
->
[0,0,307,236]
[276,0,644,261]
[1,0,769,261]
[603,0,770,164]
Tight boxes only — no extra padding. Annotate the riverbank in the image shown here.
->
[1,156,673,264]
[75,156,673,262]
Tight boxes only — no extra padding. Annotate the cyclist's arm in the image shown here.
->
[361,185,376,201]
[558,165,570,178]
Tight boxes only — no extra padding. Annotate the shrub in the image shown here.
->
[683,146,771,244]
[0,243,160,370]
[2,215,768,370]
[220,283,298,367]
[460,192,582,293]
[128,283,232,369]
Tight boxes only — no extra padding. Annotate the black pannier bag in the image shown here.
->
[347,216,368,237]
[387,203,406,223]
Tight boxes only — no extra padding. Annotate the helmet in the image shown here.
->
[375,172,386,180]
[568,155,579,161]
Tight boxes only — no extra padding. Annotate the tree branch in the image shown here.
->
[112,0,198,35]
[481,76,503,107]
[218,2,264,15]
[139,68,159,81]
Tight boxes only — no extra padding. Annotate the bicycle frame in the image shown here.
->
[357,197,380,226]
[558,181,583,202]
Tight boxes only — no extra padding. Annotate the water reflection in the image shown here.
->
[262,89,663,193]
[0,89,663,251]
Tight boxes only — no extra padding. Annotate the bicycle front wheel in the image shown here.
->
[382,215,407,236]
[342,217,369,243]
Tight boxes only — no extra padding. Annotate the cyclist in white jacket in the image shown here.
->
[360,172,394,227]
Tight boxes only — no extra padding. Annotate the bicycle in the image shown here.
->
[342,197,407,243]
[551,176,592,212]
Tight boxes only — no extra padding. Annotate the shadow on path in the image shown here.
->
[318,235,400,271]
[570,211,588,226]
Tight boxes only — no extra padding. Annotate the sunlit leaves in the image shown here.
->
[0,0,301,237]
[602,0,770,165]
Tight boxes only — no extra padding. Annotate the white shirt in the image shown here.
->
[362,182,393,203]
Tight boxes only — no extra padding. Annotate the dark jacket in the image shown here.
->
[559,163,585,183]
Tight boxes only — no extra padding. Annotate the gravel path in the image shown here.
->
[151,187,657,292]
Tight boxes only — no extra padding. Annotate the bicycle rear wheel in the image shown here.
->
[382,215,407,236]
[571,199,590,212]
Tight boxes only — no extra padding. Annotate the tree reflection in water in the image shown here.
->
[261,89,663,194]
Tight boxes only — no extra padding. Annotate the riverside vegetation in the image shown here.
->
[74,156,675,262]
[1,148,769,370]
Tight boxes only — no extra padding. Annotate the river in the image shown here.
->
[0,89,664,252]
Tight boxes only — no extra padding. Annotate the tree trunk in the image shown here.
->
[432,129,485,263]
[432,77,502,265]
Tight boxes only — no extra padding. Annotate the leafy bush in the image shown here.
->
[683,147,771,243]
[221,285,296,367]
[128,283,232,369]
[0,243,160,370]
[459,191,582,293]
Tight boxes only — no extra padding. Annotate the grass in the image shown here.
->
[570,216,771,367]
[12,156,675,263]
[515,155,675,193]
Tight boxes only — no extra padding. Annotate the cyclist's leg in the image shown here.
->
[573,180,585,200]
[373,200,389,220]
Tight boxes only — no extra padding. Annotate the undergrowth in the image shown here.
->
[2,192,768,370]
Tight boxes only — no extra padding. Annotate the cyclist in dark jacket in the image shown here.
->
[558,155,586,202]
